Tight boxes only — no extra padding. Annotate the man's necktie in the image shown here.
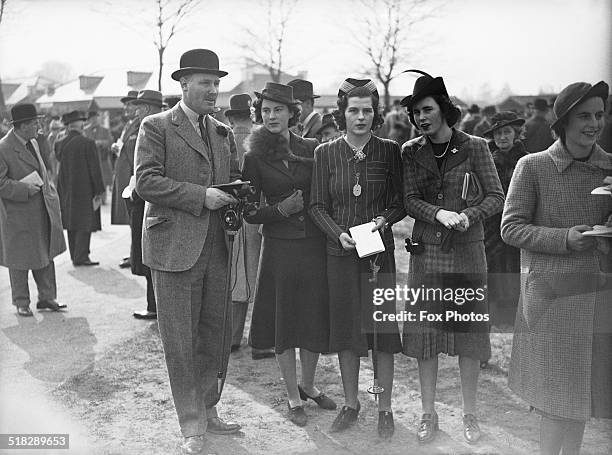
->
[198,114,215,183]
[26,141,39,164]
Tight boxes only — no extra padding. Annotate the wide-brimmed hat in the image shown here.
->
[337,78,379,100]
[171,49,228,81]
[132,90,164,108]
[10,103,44,124]
[287,79,320,101]
[551,81,609,129]
[255,82,300,105]
[400,69,450,110]
[120,90,138,104]
[483,111,525,138]
[63,110,87,125]
[224,93,252,116]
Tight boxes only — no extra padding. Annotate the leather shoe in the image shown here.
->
[463,413,481,444]
[251,349,275,360]
[378,411,394,439]
[206,416,241,435]
[330,401,360,432]
[181,435,205,454]
[36,300,67,311]
[133,310,157,320]
[119,257,131,269]
[74,259,99,266]
[287,402,308,427]
[417,412,439,444]
[298,385,337,410]
[16,306,33,317]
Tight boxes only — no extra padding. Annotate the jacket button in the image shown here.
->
[437,193,443,200]
[298,215,304,221]
[436,231,442,238]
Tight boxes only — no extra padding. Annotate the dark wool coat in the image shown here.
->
[111,119,140,225]
[523,115,554,153]
[56,130,105,231]
[501,140,612,420]
[0,131,66,269]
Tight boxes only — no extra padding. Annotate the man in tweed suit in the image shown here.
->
[135,49,241,455]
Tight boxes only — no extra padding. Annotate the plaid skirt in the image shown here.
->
[402,241,491,360]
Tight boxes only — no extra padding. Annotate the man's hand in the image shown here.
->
[26,183,42,197]
[435,209,465,230]
[339,232,356,250]
[277,190,303,216]
[567,225,596,251]
[205,188,237,210]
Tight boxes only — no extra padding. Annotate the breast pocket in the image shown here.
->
[366,161,389,184]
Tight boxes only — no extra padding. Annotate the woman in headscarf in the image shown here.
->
[242,82,335,427]
[502,81,612,455]
[310,78,405,438]
[483,112,527,327]
[400,70,504,444]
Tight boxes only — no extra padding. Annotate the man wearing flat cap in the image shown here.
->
[288,78,322,139]
[135,48,241,455]
[56,110,105,266]
[0,104,67,316]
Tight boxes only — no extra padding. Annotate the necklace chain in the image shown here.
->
[344,134,370,155]
[433,140,451,159]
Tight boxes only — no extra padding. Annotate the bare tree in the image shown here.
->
[0,0,8,113]
[238,0,298,82]
[153,0,202,90]
[357,0,439,109]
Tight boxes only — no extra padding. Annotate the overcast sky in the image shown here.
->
[0,0,610,101]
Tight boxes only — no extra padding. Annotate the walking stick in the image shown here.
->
[367,253,384,401]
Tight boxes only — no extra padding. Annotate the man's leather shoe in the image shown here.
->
[74,259,99,266]
[36,300,67,311]
[16,306,33,317]
[133,310,157,320]
[330,401,360,432]
[181,435,205,454]
[206,416,241,435]
[378,411,394,439]
[298,385,337,410]
[119,257,131,269]
[251,348,275,360]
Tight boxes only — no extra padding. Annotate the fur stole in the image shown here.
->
[244,126,314,163]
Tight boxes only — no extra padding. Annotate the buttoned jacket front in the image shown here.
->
[135,103,240,272]
[402,129,504,245]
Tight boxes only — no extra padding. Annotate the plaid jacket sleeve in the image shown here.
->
[501,155,570,254]
[461,137,505,225]
[380,142,406,225]
[402,143,441,224]
[309,144,344,242]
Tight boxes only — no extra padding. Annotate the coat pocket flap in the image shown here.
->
[145,216,170,229]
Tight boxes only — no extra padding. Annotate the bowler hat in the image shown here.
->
[255,82,300,106]
[120,90,138,104]
[224,93,252,117]
[63,110,87,125]
[10,103,44,124]
[132,90,164,108]
[399,69,450,109]
[483,111,525,138]
[171,49,228,81]
[287,79,320,101]
[551,81,609,129]
[533,98,550,111]
[337,78,379,100]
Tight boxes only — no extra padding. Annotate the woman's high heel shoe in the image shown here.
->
[298,384,337,410]
[416,411,439,443]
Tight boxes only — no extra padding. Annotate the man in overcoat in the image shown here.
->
[523,98,554,153]
[135,48,242,455]
[84,110,114,199]
[288,79,322,139]
[0,104,67,316]
[56,110,105,266]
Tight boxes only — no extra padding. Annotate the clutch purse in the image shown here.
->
[461,172,484,207]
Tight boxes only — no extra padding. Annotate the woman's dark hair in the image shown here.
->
[252,96,301,127]
[407,94,461,128]
[332,86,384,131]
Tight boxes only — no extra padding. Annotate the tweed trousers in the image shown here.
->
[9,261,57,307]
[151,213,231,437]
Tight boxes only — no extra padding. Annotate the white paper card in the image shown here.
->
[349,222,385,258]
[122,175,136,199]
[591,185,612,195]
[582,225,612,237]
[19,171,43,186]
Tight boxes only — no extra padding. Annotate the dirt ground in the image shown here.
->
[49,222,612,454]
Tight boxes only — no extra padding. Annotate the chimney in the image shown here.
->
[79,75,103,94]
[127,71,152,89]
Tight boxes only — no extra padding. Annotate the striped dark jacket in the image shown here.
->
[309,135,406,256]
